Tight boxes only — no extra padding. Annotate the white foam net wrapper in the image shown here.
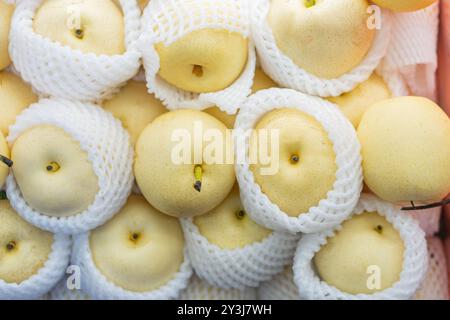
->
[258,266,300,300]
[71,232,192,300]
[181,218,299,290]
[48,276,92,300]
[414,237,449,300]
[0,234,71,300]
[235,88,363,234]
[139,0,256,114]
[293,194,428,300]
[378,2,439,100]
[250,0,392,97]
[6,98,134,235]
[9,0,142,102]
[179,274,257,300]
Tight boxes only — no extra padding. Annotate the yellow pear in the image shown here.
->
[11,125,99,217]
[194,186,272,249]
[358,96,450,204]
[103,81,167,145]
[267,0,375,79]
[33,0,125,55]
[0,1,14,71]
[314,212,404,295]
[155,29,248,93]
[0,71,38,136]
[250,108,337,216]
[90,195,184,292]
[135,110,235,218]
[204,68,277,129]
[371,0,437,12]
[0,200,53,284]
[328,73,391,128]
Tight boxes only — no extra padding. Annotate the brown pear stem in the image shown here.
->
[401,199,450,211]
[0,155,13,167]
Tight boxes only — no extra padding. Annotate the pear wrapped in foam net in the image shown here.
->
[139,0,256,114]
[9,0,141,102]
[0,233,71,300]
[235,88,363,234]
[6,98,134,235]
[71,232,192,300]
[250,0,392,97]
[293,194,428,300]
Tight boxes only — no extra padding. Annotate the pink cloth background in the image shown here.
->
[438,0,450,294]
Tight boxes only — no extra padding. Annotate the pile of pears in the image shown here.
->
[0,0,448,300]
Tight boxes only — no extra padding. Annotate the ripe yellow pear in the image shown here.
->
[314,212,404,295]
[0,1,14,71]
[328,73,391,128]
[194,186,272,249]
[11,125,99,217]
[250,108,337,216]
[33,0,125,55]
[358,97,450,204]
[135,110,235,218]
[0,200,53,284]
[0,71,38,136]
[0,131,10,187]
[90,195,184,292]
[371,0,437,12]
[267,0,375,79]
[155,29,248,93]
[205,68,277,129]
[103,81,167,145]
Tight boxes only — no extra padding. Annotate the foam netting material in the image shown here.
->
[47,276,91,300]
[257,266,299,300]
[139,0,256,113]
[9,0,142,102]
[293,194,428,300]
[235,88,363,234]
[181,218,300,290]
[0,234,71,300]
[6,98,134,235]
[414,237,449,300]
[179,274,257,300]
[71,232,192,300]
[378,2,439,100]
[410,207,442,237]
[250,0,392,98]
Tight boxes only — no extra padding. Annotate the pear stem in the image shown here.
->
[0,155,13,168]
[401,199,450,211]
[194,165,203,192]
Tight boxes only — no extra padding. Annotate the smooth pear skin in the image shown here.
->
[34,0,125,55]
[12,125,99,217]
[0,200,53,284]
[358,96,450,204]
[250,108,337,217]
[268,0,375,79]
[135,110,235,218]
[156,29,248,93]
[315,212,404,295]
[90,195,185,292]
[194,186,272,249]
